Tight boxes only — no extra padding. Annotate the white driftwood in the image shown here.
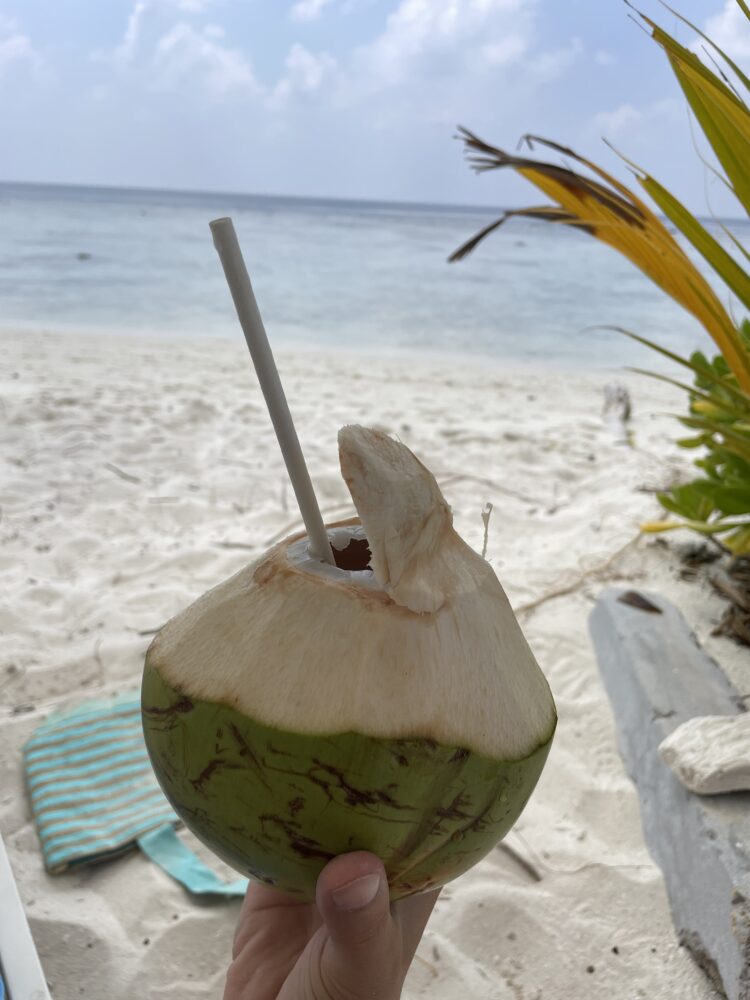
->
[659,714,750,795]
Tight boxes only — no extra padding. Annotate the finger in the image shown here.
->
[227,885,321,1000]
[232,882,321,958]
[233,882,320,960]
[392,887,441,964]
[241,880,311,915]
[315,852,401,998]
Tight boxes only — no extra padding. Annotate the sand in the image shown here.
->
[1,327,742,999]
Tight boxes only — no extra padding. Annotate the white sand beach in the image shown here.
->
[1,328,743,999]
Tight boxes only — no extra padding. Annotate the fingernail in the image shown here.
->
[332,872,381,911]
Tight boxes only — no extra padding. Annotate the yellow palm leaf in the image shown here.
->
[451,128,750,392]
[631,3,750,214]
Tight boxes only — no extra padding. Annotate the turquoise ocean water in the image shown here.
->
[0,181,746,368]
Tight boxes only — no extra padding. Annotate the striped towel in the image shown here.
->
[23,695,178,873]
[23,694,247,897]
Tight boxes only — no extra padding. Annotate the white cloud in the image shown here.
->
[0,18,42,77]
[288,0,372,20]
[591,102,642,137]
[340,0,375,11]
[98,0,215,68]
[594,49,614,66]
[84,0,581,130]
[591,98,679,139]
[530,36,582,82]
[270,43,337,106]
[92,1,337,109]
[332,0,583,130]
[289,0,336,22]
[152,22,260,97]
[170,0,213,10]
[357,0,531,87]
[284,43,336,92]
[113,1,148,64]
[154,0,216,9]
[0,34,33,68]
[703,0,750,61]
[481,34,527,67]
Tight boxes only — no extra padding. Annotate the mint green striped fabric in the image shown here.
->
[23,695,178,873]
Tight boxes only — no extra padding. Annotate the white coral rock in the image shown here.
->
[658,714,750,795]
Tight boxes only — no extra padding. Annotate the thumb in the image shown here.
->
[314,852,401,999]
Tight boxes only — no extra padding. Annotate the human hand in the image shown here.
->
[224,851,440,1000]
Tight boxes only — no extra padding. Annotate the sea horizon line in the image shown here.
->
[0,178,513,218]
[1,177,746,226]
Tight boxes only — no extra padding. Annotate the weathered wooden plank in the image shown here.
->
[589,588,750,1000]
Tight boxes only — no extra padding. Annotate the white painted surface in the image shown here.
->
[0,835,51,1000]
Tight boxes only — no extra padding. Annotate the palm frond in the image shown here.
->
[630,3,750,213]
[452,127,750,390]
[448,206,592,262]
[627,0,750,94]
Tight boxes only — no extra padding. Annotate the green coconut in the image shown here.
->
[142,426,556,900]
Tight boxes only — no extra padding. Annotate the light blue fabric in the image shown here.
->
[24,695,247,899]
[138,825,248,897]
[24,696,175,873]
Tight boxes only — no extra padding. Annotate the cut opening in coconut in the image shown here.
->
[286,524,379,589]
[331,536,372,572]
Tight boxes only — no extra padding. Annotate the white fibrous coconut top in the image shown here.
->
[149,426,556,760]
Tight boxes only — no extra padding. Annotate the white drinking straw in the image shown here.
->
[210,217,335,565]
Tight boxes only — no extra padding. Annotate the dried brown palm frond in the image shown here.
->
[450,126,750,393]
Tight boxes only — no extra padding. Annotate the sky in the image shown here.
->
[1,0,749,213]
